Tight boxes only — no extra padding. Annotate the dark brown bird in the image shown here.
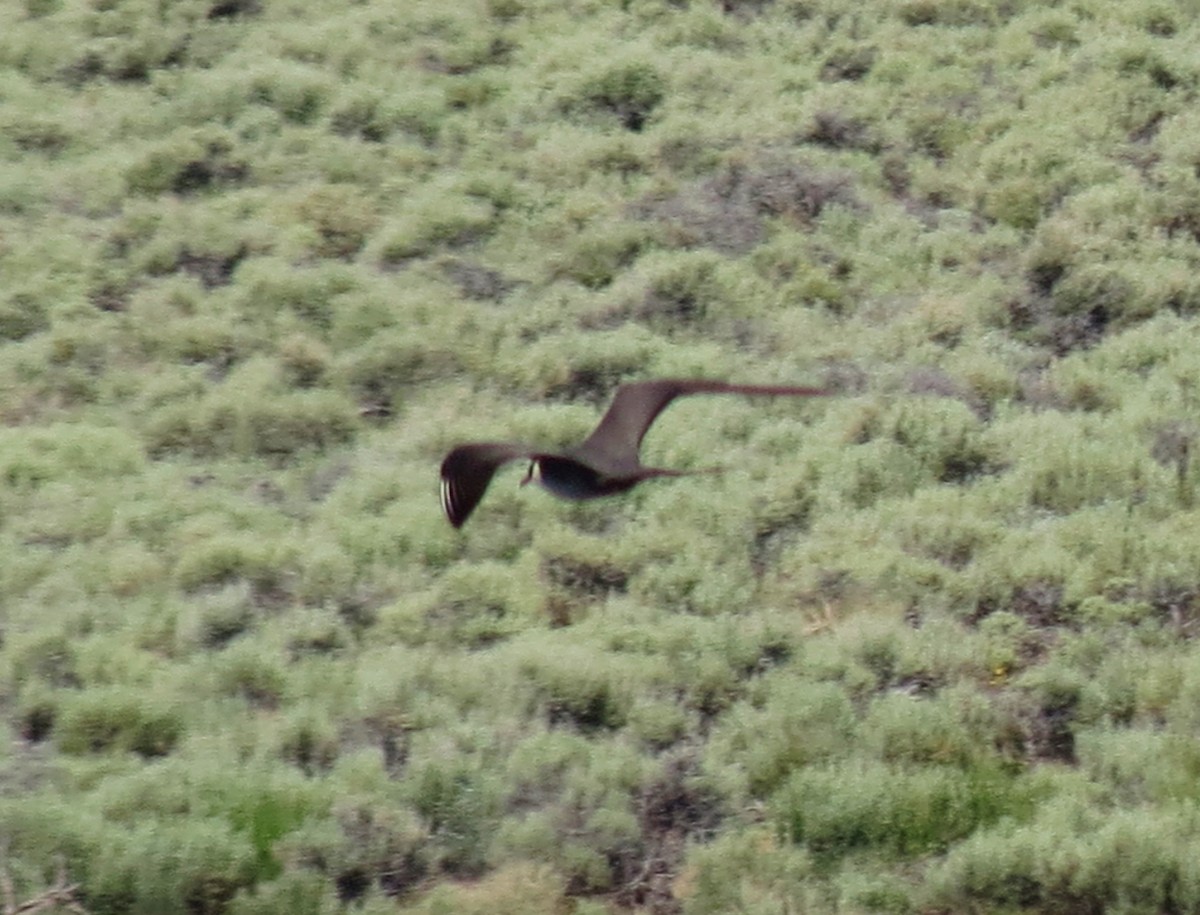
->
[440,378,827,528]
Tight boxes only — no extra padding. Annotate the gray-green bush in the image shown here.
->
[4,0,1200,911]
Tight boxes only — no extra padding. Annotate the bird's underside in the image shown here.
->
[439,378,827,528]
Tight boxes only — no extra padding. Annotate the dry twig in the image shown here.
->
[1,857,89,915]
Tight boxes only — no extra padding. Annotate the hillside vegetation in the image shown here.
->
[3,0,1200,911]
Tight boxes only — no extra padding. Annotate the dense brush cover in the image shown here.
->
[1,0,1200,912]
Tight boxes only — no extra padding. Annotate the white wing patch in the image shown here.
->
[440,475,453,523]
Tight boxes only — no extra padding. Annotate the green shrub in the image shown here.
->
[928,800,1200,913]
[886,395,995,483]
[391,863,565,915]
[408,758,502,877]
[153,315,245,365]
[15,679,60,743]
[174,533,279,593]
[329,89,394,142]
[8,630,79,689]
[0,288,50,340]
[500,728,592,812]
[983,175,1048,230]
[497,734,674,896]
[337,336,457,414]
[248,63,332,125]
[390,88,448,146]
[822,438,926,509]
[227,870,332,915]
[675,827,816,915]
[293,186,379,260]
[9,1,1200,912]
[635,251,726,332]
[382,562,523,648]
[902,0,993,25]
[296,543,356,607]
[281,796,429,901]
[13,481,117,545]
[213,641,288,708]
[1079,728,1200,805]
[146,388,356,459]
[369,194,496,265]
[772,760,1013,860]
[708,678,856,799]
[890,487,1001,571]
[627,694,690,751]
[518,644,634,733]
[278,707,339,774]
[87,819,259,915]
[174,585,255,650]
[277,334,330,389]
[240,391,357,457]
[555,223,647,289]
[568,61,666,132]
[861,692,976,767]
[837,871,915,914]
[56,688,183,758]
[125,131,248,196]
[234,260,359,331]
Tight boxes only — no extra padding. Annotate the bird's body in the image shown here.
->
[527,454,639,500]
[439,378,827,527]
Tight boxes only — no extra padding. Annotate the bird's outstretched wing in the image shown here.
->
[440,442,532,528]
[576,379,828,467]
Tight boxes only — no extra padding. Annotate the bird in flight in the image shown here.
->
[439,378,827,528]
